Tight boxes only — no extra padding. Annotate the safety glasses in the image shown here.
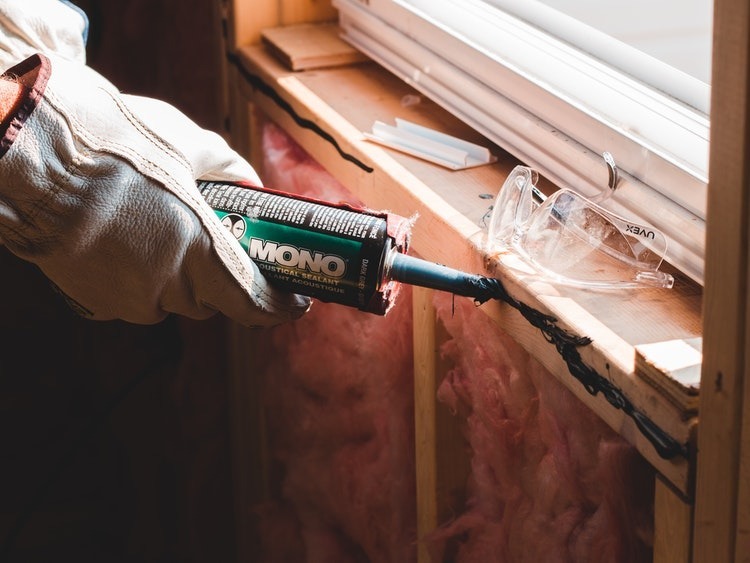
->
[487,165,674,290]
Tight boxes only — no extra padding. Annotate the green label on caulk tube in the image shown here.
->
[199,181,389,310]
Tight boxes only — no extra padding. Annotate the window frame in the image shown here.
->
[334,0,708,284]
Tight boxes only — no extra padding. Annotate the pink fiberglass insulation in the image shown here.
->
[253,119,654,563]
[252,297,417,563]
[427,293,655,563]
[249,119,417,563]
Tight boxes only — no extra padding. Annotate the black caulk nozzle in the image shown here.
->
[387,252,499,302]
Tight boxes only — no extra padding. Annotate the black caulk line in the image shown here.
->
[388,254,688,460]
[227,52,374,174]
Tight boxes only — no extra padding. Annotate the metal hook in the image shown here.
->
[586,151,620,204]
[603,151,619,192]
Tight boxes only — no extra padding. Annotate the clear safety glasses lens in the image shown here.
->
[487,166,674,289]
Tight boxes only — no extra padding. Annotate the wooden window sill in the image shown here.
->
[231,39,702,496]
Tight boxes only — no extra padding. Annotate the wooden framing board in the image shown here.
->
[654,476,694,562]
[223,0,337,50]
[261,22,368,70]
[412,287,470,562]
[412,287,439,563]
[693,0,750,561]
[217,0,337,142]
[232,42,700,495]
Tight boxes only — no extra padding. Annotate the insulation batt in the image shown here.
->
[250,120,654,563]
[253,120,417,563]
[427,294,655,562]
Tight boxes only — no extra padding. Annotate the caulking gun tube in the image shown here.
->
[199,180,398,314]
[199,180,487,313]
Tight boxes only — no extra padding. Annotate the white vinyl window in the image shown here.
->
[334,0,712,285]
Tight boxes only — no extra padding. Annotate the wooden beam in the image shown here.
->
[654,477,693,563]
[412,287,470,562]
[279,0,337,25]
[225,0,336,50]
[693,0,750,561]
[225,0,278,50]
[223,0,340,169]
[412,287,439,563]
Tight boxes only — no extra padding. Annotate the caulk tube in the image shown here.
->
[199,180,493,313]
[198,180,410,315]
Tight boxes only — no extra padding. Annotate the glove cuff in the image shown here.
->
[0,53,49,158]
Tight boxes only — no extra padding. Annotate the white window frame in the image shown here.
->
[334,0,708,285]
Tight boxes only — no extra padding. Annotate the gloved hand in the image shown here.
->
[0,53,311,327]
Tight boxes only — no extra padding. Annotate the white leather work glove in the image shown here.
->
[0,0,88,68]
[0,52,311,326]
